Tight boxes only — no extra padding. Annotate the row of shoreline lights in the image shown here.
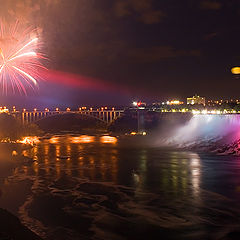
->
[147,108,240,115]
[132,102,240,114]
[191,109,239,115]
[160,109,240,114]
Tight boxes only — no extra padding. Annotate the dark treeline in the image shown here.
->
[0,113,42,141]
[36,113,106,133]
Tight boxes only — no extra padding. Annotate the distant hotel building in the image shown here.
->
[165,100,184,105]
[187,95,205,105]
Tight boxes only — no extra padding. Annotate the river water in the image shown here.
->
[1,134,240,240]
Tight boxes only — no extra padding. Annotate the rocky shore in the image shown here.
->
[0,208,41,240]
[212,139,240,155]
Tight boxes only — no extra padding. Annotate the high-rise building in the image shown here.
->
[187,95,205,105]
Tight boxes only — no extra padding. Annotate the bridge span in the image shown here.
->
[11,108,124,125]
[2,105,239,127]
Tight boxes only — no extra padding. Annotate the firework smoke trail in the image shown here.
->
[0,21,45,95]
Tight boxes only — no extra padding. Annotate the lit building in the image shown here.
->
[161,100,184,105]
[187,95,205,105]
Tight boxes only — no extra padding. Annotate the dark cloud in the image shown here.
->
[204,32,218,40]
[200,1,222,10]
[128,46,201,63]
[114,0,165,24]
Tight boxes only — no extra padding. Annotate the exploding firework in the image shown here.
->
[0,21,45,94]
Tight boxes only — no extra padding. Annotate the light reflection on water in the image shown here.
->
[15,135,204,203]
[21,135,119,182]
[1,135,240,239]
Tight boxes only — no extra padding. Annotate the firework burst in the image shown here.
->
[0,21,45,95]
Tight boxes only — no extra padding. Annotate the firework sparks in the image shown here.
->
[0,21,45,94]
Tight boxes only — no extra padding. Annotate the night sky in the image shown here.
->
[1,0,240,107]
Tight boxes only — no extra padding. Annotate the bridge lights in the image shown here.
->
[112,107,115,111]
[101,107,104,111]
[78,107,82,111]
[66,107,70,111]
[23,108,26,112]
[45,108,49,112]
[105,107,107,109]
[34,108,37,112]
[56,108,59,112]
[90,108,93,111]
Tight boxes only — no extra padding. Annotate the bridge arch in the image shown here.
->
[18,110,124,125]
[34,111,106,124]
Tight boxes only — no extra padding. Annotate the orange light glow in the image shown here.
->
[100,136,117,144]
[71,135,95,143]
[12,150,18,156]
[231,67,240,75]
[49,137,59,144]
[166,100,184,105]
[130,132,137,135]
[0,107,9,113]
[18,136,40,145]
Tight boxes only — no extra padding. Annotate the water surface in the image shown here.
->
[0,134,240,240]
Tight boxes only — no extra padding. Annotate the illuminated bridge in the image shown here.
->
[2,105,240,127]
[11,108,124,125]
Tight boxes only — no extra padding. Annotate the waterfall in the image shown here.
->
[162,114,240,148]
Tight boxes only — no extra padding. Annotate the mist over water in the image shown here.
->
[157,114,240,148]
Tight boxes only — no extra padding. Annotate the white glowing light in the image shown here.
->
[133,101,138,106]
